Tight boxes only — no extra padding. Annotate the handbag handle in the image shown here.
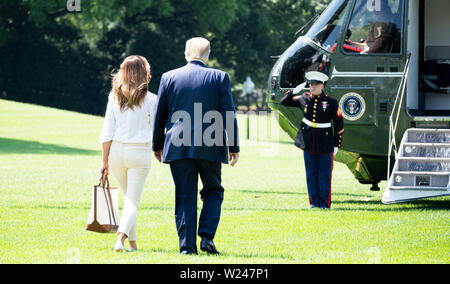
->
[98,169,108,187]
[99,172,119,227]
[93,171,107,223]
[93,171,118,227]
[103,178,118,226]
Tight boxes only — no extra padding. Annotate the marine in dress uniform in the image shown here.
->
[281,71,344,208]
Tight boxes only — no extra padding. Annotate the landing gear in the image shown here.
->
[358,180,381,191]
[370,183,380,191]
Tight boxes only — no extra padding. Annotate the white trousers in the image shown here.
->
[109,141,151,241]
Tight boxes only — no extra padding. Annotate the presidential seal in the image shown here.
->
[339,92,366,121]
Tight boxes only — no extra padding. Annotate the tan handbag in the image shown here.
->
[86,173,119,233]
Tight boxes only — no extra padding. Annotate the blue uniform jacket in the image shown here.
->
[152,61,240,164]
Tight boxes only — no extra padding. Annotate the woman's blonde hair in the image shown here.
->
[112,55,151,112]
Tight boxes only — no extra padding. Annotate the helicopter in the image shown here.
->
[267,0,450,203]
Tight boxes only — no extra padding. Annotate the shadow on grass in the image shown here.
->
[0,137,99,155]
[216,251,295,261]
[136,247,181,255]
[234,188,449,211]
[8,204,92,211]
[132,247,294,261]
[137,246,295,260]
[234,189,368,198]
[234,189,306,196]
[8,203,174,212]
[254,139,294,145]
[333,198,450,211]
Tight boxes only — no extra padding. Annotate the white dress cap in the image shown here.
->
[305,71,329,83]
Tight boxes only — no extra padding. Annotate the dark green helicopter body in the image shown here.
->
[267,0,450,192]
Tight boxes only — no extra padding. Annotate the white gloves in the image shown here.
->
[334,147,339,156]
[293,82,307,95]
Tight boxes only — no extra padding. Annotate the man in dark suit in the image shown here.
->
[152,37,240,255]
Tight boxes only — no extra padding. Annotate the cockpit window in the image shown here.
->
[306,0,349,52]
[279,0,349,88]
[343,0,404,54]
[279,40,330,88]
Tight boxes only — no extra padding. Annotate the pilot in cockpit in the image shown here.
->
[344,0,395,54]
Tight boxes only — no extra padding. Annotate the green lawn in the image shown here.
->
[0,99,448,264]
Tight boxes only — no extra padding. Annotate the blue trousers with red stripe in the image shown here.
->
[303,152,334,208]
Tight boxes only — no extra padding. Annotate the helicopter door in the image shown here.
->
[416,0,450,116]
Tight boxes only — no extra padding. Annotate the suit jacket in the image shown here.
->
[281,91,344,154]
[152,61,240,164]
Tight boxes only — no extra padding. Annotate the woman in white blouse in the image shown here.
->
[99,55,157,252]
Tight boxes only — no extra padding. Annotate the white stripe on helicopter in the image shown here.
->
[331,67,404,79]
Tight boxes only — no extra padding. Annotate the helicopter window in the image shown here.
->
[307,0,349,52]
[279,41,330,88]
[279,0,350,88]
[343,0,403,54]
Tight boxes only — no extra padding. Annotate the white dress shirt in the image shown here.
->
[99,91,158,144]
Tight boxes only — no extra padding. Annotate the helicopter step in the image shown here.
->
[383,128,450,204]
[406,128,450,143]
[390,172,449,188]
[401,143,450,158]
[397,157,450,172]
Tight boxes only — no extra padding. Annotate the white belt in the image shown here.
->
[302,118,331,128]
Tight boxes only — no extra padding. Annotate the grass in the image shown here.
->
[0,98,449,264]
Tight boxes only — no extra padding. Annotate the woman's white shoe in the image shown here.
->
[114,238,125,252]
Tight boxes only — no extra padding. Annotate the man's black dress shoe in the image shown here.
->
[200,238,220,255]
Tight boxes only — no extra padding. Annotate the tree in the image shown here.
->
[0,0,332,115]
